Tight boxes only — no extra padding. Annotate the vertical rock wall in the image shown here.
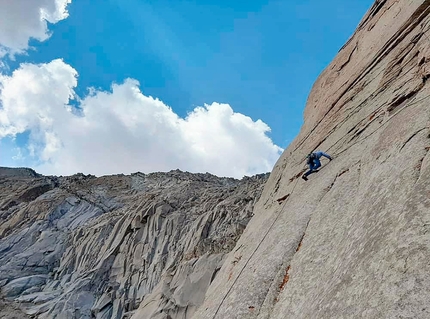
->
[195,1,430,318]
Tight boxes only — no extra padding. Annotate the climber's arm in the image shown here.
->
[318,151,332,161]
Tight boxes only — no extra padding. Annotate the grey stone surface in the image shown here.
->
[0,167,39,178]
[1,1,430,318]
[2,275,49,298]
[194,1,430,318]
[0,299,31,319]
[0,169,267,318]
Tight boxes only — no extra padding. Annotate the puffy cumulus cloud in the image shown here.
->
[0,0,72,57]
[0,60,282,178]
[0,59,77,161]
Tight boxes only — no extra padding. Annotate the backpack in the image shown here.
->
[306,153,316,165]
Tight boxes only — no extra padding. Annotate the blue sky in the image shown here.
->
[0,0,374,177]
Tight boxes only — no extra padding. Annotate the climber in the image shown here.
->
[302,151,332,181]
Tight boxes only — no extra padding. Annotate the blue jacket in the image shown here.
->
[307,151,332,167]
[313,151,332,161]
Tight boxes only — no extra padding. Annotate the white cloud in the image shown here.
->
[0,0,72,57]
[11,147,24,161]
[0,60,282,178]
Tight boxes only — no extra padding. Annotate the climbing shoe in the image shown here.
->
[302,175,308,181]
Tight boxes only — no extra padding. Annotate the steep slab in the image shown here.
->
[195,1,430,318]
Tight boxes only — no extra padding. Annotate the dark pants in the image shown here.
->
[304,160,321,177]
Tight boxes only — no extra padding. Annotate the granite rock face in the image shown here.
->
[0,169,268,318]
[2,1,430,319]
[195,1,430,318]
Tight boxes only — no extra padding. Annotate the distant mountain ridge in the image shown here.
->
[2,0,430,318]
[0,168,268,318]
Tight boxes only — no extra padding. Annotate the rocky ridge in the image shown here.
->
[2,0,430,318]
[0,168,268,318]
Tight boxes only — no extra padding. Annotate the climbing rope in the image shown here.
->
[210,91,430,317]
[211,28,430,316]
[294,26,430,156]
[211,177,301,319]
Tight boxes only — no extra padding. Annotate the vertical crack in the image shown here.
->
[415,146,430,184]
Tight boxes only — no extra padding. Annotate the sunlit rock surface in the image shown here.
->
[195,1,430,318]
[2,1,430,318]
[0,168,267,318]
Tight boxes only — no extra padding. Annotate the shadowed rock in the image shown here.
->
[0,169,268,318]
[2,1,430,318]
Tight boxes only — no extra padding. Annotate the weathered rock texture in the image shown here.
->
[0,168,268,318]
[2,1,430,319]
[195,1,430,318]
[0,300,31,319]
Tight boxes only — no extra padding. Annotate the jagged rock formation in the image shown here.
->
[0,168,268,318]
[2,1,430,319]
[193,1,430,318]
[0,300,30,319]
